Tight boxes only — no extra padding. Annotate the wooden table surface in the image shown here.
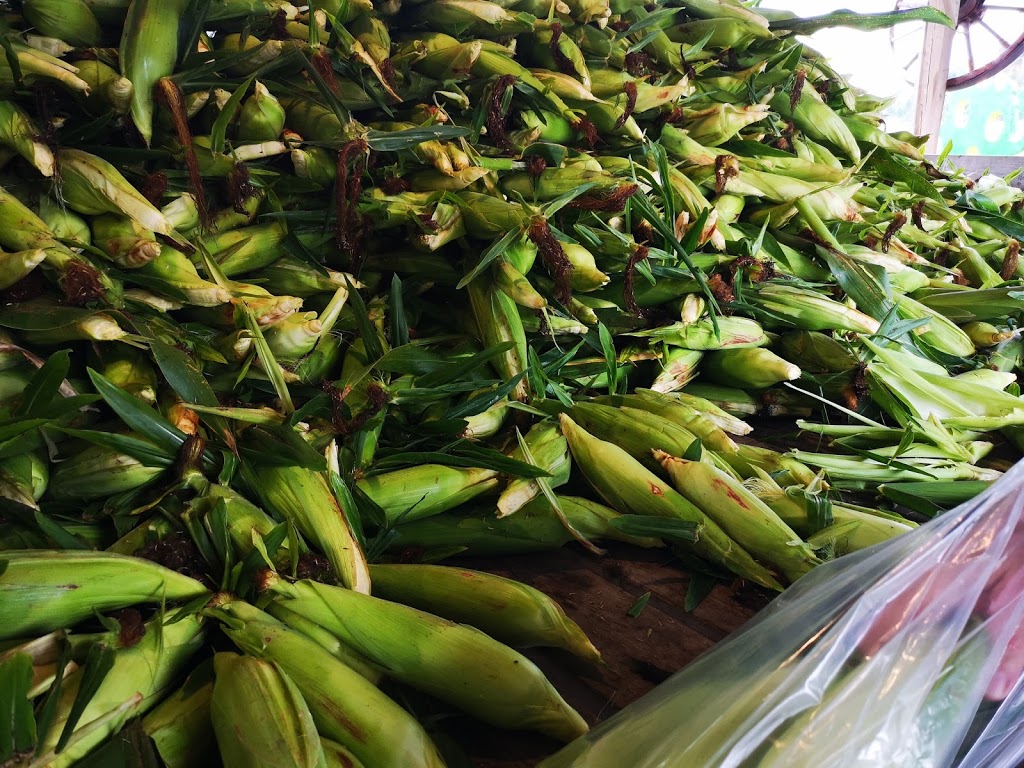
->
[422,542,774,768]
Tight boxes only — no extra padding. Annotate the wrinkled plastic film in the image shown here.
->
[541,460,1024,768]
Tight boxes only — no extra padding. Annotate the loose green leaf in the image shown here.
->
[627,591,652,618]
[87,369,188,456]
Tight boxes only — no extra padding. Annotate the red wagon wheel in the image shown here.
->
[946,0,1024,90]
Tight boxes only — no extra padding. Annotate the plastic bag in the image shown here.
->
[541,460,1024,768]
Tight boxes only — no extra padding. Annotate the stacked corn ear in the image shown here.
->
[0,0,1019,763]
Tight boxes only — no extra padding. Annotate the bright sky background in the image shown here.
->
[756,1,1024,154]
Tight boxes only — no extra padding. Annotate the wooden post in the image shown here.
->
[915,0,959,154]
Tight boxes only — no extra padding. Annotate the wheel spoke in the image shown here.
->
[977,18,1014,49]
[966,27,977,71]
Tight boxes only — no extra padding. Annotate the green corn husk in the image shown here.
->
[0,40,92,95]
[162,193,202,232]
[390,495,662,557]
[703,347,801,389]
[38,197,91,245]
[185,482,299,568]
[528,29,590,88]
[237,81,286,142]
[878,480,993,508]
[0,184,119,299]
[34,613,206,768]
[368,563,600,661]
[0,450,49,506]
[91,213,161,268]
[963,321,1014,348]
[321,739,367,768]
[211,652,325,768]
[263,574,589,742]
[0,99,54,176]
[20,310,129,345]
[202,221,288,276]
[559,414,782,590]
[0,246,46,290]
[566,400,734,476]
[657,452,820,583]
[23,0,102,47]
[136,245,232,306]
[250,256,356,298]
[357,464,499,525]
[218,600,447,768]
[771,75,860,163]
[93,343,158,403]
[463,395,511,439]
[0,549,208,640]
[631,316,769,349]
[56,148,180,238]
[120,0,188,145]
[790,451,1002,489]
[895,293,976,358]
[291,145,337,186]
[497,422,570,517]
[468,275,529,400]
[243,461,370,594]
[265,602,382,684]
[746,283,880,334]
[494,256,547,309]
[415,0,535,37]
[684,103,770,146]
[142,663,217,768]
[74,59,134,116]
[778,331,858,373]
[651,347,704,392]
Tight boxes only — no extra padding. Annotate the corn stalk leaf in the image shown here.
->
[345,276,384,363]
[210,76,256,155]
[15,349,70,418]
[87,369,189,457]
[609,516,698,542]
[54,643,117,753]
[52,427,172,468]
[0,652,36,762]
[417,342,515,388]
[769,7,954,34]
[444,373,526,420]
[389,275,410,348]
[241,308,294,414]
[365,126,470,152]
[457,228,524,290]
[32,637,72,756]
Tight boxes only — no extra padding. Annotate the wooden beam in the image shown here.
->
[915,0,960,154]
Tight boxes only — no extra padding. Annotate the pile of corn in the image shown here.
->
[2,0,1024,763]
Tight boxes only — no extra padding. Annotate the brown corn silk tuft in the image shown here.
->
[228,164,257,215]
[548,24,577,77]
[881,212,906,254]
[155,78,210,229]
[59,258,106,305]
[613,81,638,130]
[566,183,638,212]
[334,139,369,269]
[528,218,573,304]
[1002,240,1021,281]
[623,244,649,317]
[486,75,518,154]
[624,51,653,77]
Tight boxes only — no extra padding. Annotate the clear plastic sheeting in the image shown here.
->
[540,460,1024,768]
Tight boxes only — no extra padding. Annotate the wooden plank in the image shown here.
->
[915,0,960,154]
[931,155,1024,188]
